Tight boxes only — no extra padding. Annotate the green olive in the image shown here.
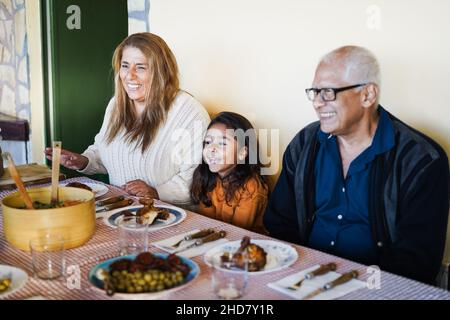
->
[137,279,146,286]
[103,261,189,296]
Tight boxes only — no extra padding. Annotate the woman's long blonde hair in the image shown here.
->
[107,33,179,152]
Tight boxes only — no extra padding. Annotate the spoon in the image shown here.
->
[51,141,62,206]
[2,152,33,209]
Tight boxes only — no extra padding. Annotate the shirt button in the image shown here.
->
[342,187,346,192]
[330,241,335,246]
[337,214,343,220]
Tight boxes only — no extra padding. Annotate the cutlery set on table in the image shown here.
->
[152,228,229,258]
[268,263,366,300]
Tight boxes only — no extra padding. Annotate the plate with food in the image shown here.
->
[63,181,109,198]
[0,265,28,299]
[204,236,298,275]
[103,199,186,231]
[88,252,199,299]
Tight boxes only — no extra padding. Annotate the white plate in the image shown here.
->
[63,182,109,198]
[85,183,109,198]
[204,239,298,275]
[0,265,28,299]
[103,204,187,231]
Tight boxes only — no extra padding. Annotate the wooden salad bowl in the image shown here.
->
[2,187,96,251]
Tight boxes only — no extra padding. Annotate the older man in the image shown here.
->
[264,46,449,284]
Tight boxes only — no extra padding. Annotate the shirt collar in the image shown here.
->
[366,105,395,157]
[317,105,394,157]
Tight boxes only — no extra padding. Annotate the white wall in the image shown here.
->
[149,0,450,177]
[25,0,45,165]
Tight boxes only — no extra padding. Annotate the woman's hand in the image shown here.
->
[123,180,159,199]
[44,148,89,170]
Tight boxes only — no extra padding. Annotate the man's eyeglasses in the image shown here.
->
[305,83,367,102]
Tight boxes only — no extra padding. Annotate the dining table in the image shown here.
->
[0,177,449,300]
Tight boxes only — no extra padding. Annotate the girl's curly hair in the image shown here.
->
[190,112,268,206]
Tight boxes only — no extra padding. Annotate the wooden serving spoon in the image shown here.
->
[2,152,34,209]
[51,141,62,206]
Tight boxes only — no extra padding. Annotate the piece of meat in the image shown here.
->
[222,236,268,271]
[243,243,267,271]
[66,182,92,191]
[135,205,170,225]
[156,209,170,220]
[109,259,132,272]
[139,198,154,206]
[136,206,158,225]
[121,210,135,218]
[135,252,155,266]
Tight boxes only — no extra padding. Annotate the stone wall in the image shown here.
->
[0,0,30,120]
[0,0,30,165]
[128,0,150,34]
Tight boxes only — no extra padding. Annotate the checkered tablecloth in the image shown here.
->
[1,177,449,300]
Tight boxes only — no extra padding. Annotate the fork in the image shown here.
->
[287,263,337,290]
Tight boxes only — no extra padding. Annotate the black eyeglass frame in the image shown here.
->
[305,83,368,101]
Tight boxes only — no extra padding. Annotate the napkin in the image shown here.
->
[267,265,366,300]
[152,229,229,258]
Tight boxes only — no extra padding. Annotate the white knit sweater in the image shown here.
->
[79,91,210,205]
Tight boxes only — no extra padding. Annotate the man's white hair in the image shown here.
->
[321,46,381,87]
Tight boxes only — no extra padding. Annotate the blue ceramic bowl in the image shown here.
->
[88,253,199,299]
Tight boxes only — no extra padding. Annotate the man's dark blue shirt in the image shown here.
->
[308,107,395,265]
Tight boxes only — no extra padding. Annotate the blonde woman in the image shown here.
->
[45,33,210,206]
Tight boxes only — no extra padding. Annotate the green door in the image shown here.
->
[41,0,128,182]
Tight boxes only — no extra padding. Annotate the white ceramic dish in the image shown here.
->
[103,204,187,231]
[204,239,298,275]
[0,265,28,299]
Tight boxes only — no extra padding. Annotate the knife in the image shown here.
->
[302,270,359,300]
[95,198,133,212]
[288,263,337,290]
[96,195,125,207]
[170,229,216,248]
[172,230,227,254]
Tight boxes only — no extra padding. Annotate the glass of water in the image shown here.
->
[118,216,148,256]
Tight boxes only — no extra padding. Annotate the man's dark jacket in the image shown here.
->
[264,107,449,284]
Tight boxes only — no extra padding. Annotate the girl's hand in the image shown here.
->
[123,180,159,199]
[44,148,88,170]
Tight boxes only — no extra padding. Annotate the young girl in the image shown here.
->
[190,112,269,234]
